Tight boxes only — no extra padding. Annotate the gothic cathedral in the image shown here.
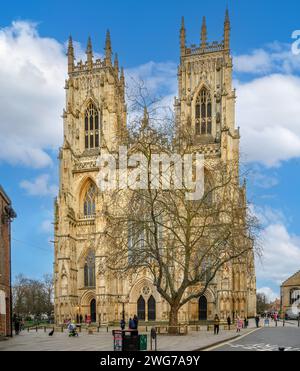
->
[54,11,256,324]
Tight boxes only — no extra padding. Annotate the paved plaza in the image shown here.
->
[0,319,297,351]
[210,327,300,351]
[0,327,252,352]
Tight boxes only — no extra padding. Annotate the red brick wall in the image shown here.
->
[0,190,12,337]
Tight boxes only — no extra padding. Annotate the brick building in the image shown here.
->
[0,185,16,337]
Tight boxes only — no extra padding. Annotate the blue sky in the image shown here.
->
[1,0,300,302]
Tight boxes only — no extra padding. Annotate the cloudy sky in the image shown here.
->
[0,0,299,303]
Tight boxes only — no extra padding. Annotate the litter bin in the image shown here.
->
[112,330,123,351]
[122,331,139,351]
[139,334,147,351]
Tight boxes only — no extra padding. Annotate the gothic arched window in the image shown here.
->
[85,102,100,149]
[84,250,96,288]
[195,88,212,135]
[84,183,96,217]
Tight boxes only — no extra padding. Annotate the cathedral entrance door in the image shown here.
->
[90,299,96,323]
[199,296,207,320]
[137,296,146,320]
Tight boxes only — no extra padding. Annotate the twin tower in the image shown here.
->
[54,10,256,324]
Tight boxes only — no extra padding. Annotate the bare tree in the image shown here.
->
[100,86,260,333]
[12,274,54,319]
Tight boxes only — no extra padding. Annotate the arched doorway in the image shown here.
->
[137,296,145,320]
[90,299,96,323]
[199,296,207,320]
[148,295,156,321]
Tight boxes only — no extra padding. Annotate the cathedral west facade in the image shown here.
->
[54,11,256,325]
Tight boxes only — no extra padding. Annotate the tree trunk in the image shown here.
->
[168,305,179,334]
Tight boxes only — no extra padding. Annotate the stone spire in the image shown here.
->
[120,67,125,99]
[86,36,93,69]
[114,53,119,73]
[224,8,231,50]
[67,36,74,74]
[105,29,112,66]
[180,16,186,56]
[200,16,207,49]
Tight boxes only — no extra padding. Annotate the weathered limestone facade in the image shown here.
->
[54,13,256,325]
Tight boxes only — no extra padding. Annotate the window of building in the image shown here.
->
[84,250,96,288]
[195,88,212,135]
[84,183,96,217]
[85,102,100,149]
[290,288,300,305]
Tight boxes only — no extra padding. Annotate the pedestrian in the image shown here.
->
[129,317,137,336]
[79,314,83,324]
[244,317,248,328]
[214,314,220,335]
[236,317,242,333]
[120,319,126,331]
[227,316,231,330]
[13,314,20,335]
[133,315,139,330]
[255,315,260,328]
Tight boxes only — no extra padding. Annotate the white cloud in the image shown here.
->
[253,205,286,227]
[234,49,272,74]
[256,222,300,285]
[236,74,300,166]
[257,287,279,303]
[234,42,300,75]
[0,21,66,168]
[20,174,58,197]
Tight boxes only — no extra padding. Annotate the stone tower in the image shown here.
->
[54,12,256,324]
[175,11,256,319]
[54,32,127,323]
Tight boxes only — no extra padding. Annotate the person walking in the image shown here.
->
[129,317,137,337]
[13,314,20,335]
[227,316,231,330]
[214,314,220,335]
[244,317,248,329]
[120,319,126,331]
[255,315,260,328]
[133,315,139,330]
[236,317,242,333]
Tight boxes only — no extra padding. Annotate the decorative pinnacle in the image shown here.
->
[224,8,231,50]
[114,53,119,71]
[86,36,93,67]
[180,16,186,53]
[201,16,207,49]
[67,36,74,74]
[105,29,112,66]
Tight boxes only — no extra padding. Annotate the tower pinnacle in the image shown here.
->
[200,16,207,49]
[114,53,119,73]
[86,36,93,68]
[67,36,74,74]
[105,29,112,66]
[224,8,231,50]
[180,16,186,55]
